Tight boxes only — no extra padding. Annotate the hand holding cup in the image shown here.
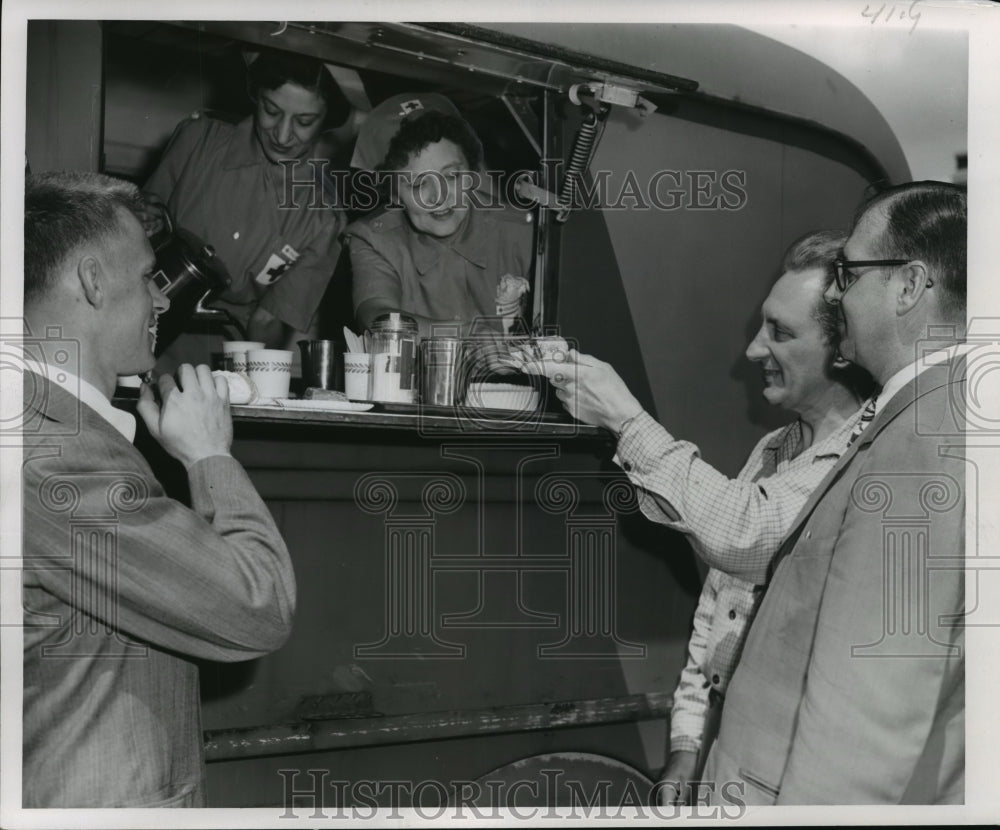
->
[511,343,644,432]
[137,364,233,468]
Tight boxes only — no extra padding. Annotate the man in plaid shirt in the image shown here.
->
[516,230,874,803]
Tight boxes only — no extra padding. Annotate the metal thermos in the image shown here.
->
[151,229,232,355]
[298,339,339,390]
[368,313,419,403]
[420,338,466,406]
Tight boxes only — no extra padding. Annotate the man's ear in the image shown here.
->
[831,351,852,370]
[895,260,931,316]
[76,255,105,309]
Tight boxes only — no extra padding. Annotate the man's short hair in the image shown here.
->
[24,171,144,305]
[781,229,846,347]
[856,180,966,317]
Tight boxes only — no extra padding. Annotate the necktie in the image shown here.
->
[848,395,878,446]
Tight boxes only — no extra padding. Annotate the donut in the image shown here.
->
[211,370,259,405]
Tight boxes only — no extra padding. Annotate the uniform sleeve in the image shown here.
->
[670,571,719,754]
[347,229,403,313]
[615,411,826,584]
[258,207,345,332]
[143,116,207,208]
[23,431,296,662]
[775,434,965,803]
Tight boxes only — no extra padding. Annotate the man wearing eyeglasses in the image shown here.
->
[705,181,967,804]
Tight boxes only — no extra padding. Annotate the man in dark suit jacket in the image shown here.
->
[705,181,967,804]
[21,171,296,807]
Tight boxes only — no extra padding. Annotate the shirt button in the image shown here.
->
[805,530,812,539]
[233,231,240,240]
[622,461,632,472]
[728,609,736,620]
[712,674,720,685]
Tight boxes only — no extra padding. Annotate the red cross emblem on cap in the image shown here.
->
[398,99,424,116]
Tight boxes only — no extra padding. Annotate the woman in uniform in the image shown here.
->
[345,102,535,340]
[139,49,351,367]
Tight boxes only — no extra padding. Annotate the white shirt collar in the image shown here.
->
[875,342,971,417]
[35,363,137,443]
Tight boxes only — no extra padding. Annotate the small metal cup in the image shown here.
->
[420,338,466,406]
[298,339,339,390]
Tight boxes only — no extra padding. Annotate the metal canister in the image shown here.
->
[419,337,466,406]
[298,339,339,390]
[368,313,419,403]
[150,228,231,355]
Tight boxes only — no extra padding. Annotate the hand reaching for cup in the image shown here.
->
[508,343,644,433]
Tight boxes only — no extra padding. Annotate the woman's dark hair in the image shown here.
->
[247,50,350,128]
[378,110,484,172]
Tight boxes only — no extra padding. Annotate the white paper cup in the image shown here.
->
[247,349,293,400]
[223,341,265,373]
[343,352,371,401]
[533,336,570,360]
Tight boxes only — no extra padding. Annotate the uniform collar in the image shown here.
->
[410,207,489,275]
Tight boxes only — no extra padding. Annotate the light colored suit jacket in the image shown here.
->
[705,360,965,805]
[22,376,296,807]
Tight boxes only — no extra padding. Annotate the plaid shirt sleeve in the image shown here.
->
[669,569,719,754]
[615,411,848,584]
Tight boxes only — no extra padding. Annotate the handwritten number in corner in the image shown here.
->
[861,0,922,35]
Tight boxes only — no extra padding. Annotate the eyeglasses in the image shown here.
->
[831,257,911,294]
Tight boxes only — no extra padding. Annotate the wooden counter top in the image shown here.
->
[228,401,606,438]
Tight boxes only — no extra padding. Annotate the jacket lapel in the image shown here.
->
[767,359,963,576]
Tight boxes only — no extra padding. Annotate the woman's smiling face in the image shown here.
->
[395,139,472,239]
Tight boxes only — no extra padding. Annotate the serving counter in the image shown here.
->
[134,399,701,807]
[228,400,604,436]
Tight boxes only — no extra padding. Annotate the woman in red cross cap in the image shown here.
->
[349,92,461,173]
[345,94,535,341]
[140,48,352,371]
